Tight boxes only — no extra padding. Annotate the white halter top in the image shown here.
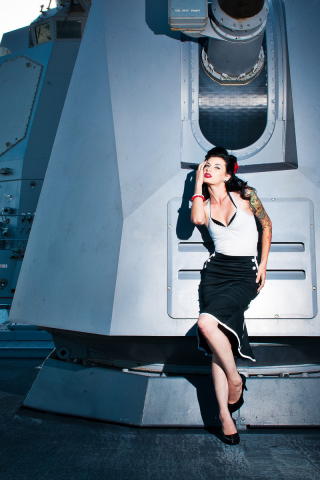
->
[207,192,258,257]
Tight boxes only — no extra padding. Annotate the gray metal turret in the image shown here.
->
[2,0,320,427]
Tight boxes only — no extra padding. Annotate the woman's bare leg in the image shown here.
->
[211,356,237,435]
[198,313,242,404]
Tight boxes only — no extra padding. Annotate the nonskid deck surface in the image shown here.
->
[1,359,320,480]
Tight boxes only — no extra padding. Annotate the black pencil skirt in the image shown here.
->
[197,252,259,362]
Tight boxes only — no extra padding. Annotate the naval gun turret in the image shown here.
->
[5,0,320,427]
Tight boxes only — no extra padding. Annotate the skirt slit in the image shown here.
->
[198,252,259,362]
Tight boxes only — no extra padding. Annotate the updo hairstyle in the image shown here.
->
[203,146,253,200]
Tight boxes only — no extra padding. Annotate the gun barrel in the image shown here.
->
[205,0,268,82]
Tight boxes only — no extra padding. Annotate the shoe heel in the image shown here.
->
[240,373,248,390]
[228,374,247,414]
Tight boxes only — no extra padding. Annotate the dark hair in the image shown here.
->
[202,146,253,200]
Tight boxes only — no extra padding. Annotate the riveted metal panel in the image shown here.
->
[23,357,320,427]
[0,56,42,156]
[240,377,320,426]
[24,355,221,427]
[168,197,316,320]
[24,357,149,425]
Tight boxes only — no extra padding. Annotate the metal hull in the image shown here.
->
[3,0,320,426]
[24,352,320,427]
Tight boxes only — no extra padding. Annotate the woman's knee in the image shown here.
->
[198,314,218,336]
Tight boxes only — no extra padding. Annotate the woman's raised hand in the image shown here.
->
[195,161,206,189]
[191,161,207,225]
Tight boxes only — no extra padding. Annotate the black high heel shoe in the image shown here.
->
[222,431,240,446]
[228,373,247,414]
[221,418,240,445]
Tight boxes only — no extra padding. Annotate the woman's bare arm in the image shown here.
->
[191,162,208,225]
[248,189,272,292]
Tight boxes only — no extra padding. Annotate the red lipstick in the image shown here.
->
[204,173,212,178]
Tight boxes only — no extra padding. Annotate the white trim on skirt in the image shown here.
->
[197,312,256,362]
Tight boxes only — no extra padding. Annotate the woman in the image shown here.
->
[190,147,272,445]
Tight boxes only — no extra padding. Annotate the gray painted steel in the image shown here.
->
[10,0,123,334]
[24,355,320,427]
[6,0,320,426]
[0,16,83,307]
[0,341,54,358]
[0,26,30,53]
[23,355,220,426]
[49,329,320,373]
[24,356,151,426]
[168,0,208,31]
[0,323,53,357]
[0,56,42,156]
[10,0,180,334]
[22,42,81,179]
[9,0,318,338]
[183,0,292,165]
[206,26,265,78]
[199,50,267,148]
[241,377,320,426]
[168,197,316,319]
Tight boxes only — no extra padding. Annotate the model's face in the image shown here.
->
[203,157,230,185]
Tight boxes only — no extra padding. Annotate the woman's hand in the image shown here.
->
[195,161,206,190]
[256,262,267,293]
[191,162,208,226]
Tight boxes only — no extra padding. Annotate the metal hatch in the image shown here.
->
[168,197,317,323]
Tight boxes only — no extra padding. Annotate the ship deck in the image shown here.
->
[1,358,320,480]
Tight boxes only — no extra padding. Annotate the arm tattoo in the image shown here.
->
[249,190,272,240]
